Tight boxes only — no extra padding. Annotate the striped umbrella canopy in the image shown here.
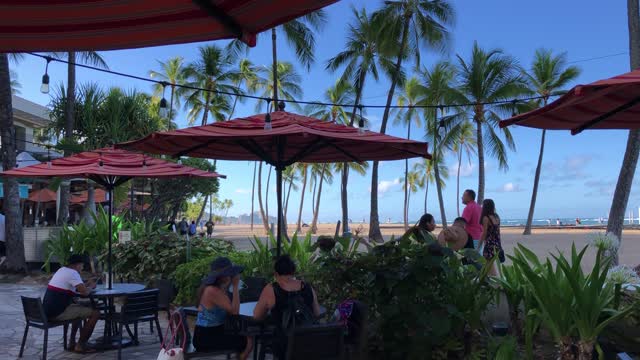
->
[500,69,640,134]
[118,110,430,255]
[0,0,338,51]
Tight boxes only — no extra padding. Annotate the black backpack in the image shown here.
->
[274,282,316,334]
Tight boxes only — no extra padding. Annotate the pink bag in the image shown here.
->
[157,311,187,360]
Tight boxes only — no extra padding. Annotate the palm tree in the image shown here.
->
[296,164,310,233]
[394,77,423,230]
[368,0,455,241]
[326,7,393,235]
[53,51,108,225]
[149,56,186,120]
[305,80,356,123]
[402,169,424,222]
[183,45,237,126]
[413,157,448,215]
[9,69,20,94]
[228,59,258,119]
[310,163,334,234]
[455,42,529,203]
[607,0,640,264]
[254,61,303,112]
[522,49,580,235]
[0,53,26,271]
[420,61,458,227]
[445,120,477,216]
[283,165,299,234]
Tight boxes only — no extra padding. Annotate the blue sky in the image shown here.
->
[9,0,640,223]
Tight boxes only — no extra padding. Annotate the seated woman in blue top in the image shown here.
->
[193,257,253,359]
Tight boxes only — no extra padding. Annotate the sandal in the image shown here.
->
[73,345,97,354]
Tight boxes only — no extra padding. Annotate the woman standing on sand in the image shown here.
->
[479,199,504,275]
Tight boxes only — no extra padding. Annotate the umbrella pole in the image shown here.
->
[276,167,283,256]
[108,186,113,290]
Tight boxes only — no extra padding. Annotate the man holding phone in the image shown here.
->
[42,254,100,353]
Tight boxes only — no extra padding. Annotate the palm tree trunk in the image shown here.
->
[59,51,77,225]
[342,72,367,235]
[404,123,411,230]
[201,87,211,126]
[457,147,462,216]
[424,179,429,214]
[0,53,26,272]
[257,162,270,233]
[84,182,96,226]
[311,165,326,234]
[196,194,208,228]
[524,129,546,235]
[229,95,239,120]
[369,14,411,242]
[296,167,308,233]
[271,28,279,104]
[475,115,486,203]
[607,0,640,265]
[265,166,272,221]
[251,162,257,230]
[434,113,447,228]
[284,176,294,235]
[168,85,175,120]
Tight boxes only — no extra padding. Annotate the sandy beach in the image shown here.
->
[212,223,640,269]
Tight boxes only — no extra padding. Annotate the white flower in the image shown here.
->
[588,232,620,252]
[607,265,640,285]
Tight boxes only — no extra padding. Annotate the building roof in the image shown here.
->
[12,95,50,128]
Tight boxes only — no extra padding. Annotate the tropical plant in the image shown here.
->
[454,42,529,202]
[309,163,334,234]
[228,58,258,119]
[326,7,395,234]
[9,69,20,94]
[296,163,310,232]
[522,49,580,235]
[182,45,238,125]
[605,0,640,265]
[368,0,455,241]
[607,265,640,285]
[401,169,424,226]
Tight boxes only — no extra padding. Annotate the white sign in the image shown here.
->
[119,231,131,243]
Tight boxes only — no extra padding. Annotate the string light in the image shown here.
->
[40,56,52,94]
[25,52,559,111]
[264,98,272,130]
[159,82,169,118]
[358,105,365,134]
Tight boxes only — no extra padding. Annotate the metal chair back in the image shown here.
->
[21,296,48,325]
[121,289,159,321]
[285,323,345,360]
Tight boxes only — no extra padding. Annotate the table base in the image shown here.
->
[89,335,134,351]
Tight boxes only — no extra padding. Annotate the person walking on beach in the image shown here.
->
[461,189,482,250]
[178,217,189,236]
[479,199,504,276]
[205,219,215,238]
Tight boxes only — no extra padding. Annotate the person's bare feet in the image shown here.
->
[73,344,96,354]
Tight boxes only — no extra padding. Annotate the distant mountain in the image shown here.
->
[206,211,277,225]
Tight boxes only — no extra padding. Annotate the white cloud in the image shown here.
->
[449,162,475,177]
[369,178,401,194]
[496,182,523,193]
[234,188,251,194]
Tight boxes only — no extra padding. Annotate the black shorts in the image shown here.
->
[193,325,247,353]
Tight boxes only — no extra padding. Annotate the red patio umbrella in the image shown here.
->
[27,188,57,203]
[71,189,108,205]
[0,0,339,52]
[118,110,431,254]
[1,147,225,289]
[499,69,640,134]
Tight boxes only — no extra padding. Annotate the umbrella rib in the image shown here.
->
[328,143,362,163]
[173,138,219,158]
[235,139,275,165]
[284,139,332,166]
[572,96,640,134]
[191,0,245,40]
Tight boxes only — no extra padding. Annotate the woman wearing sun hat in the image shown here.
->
[192,257,253,359]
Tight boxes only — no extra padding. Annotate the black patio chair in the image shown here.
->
[117,289,163,360]
[147,279,176,333]
[19,296,80,360]
[343,301,368,360]
[285,323,345,360]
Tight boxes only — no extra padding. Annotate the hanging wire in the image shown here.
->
[26,52,560,110]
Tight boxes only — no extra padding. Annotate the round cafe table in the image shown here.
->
[89,283,146,350]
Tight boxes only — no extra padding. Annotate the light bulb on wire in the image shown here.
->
[40,57,52,94]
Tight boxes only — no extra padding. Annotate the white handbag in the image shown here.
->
[157,311,187,360]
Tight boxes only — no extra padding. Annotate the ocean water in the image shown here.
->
[390,217,640,227]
